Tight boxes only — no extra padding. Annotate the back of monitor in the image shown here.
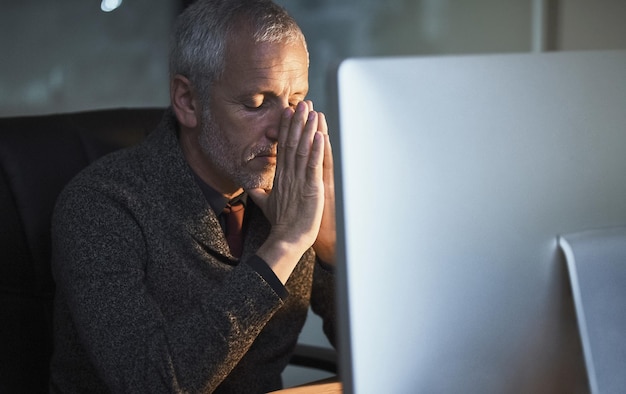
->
[334,50,626,394]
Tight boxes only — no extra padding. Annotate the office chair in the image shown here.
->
[0,108,336,393]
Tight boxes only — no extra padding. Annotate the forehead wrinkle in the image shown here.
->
[242,63,308,90]
[219,37,309,97]
[226,58,307,84]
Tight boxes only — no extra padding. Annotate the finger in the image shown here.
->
[304,100,314,112]
[277,107,294,171]
[306,131,325,189]
[296,110,319,179]
[318,112,329,135]
[285,101,308,151]
[247,187,269,214]
[322,132,334,175]
[315,112,333,178]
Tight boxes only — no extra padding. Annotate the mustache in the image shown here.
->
[247,143,277,161]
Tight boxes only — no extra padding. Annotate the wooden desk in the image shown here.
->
[270,377,342,393]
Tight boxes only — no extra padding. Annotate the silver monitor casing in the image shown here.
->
[334,50,626,394]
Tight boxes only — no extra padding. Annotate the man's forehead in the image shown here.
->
[221,38,308,84]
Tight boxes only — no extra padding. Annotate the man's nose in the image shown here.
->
[265,105,290,141]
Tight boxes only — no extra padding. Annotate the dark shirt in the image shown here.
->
[191,170,287,299]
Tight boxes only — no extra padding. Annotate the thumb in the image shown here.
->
[247,188,269,214]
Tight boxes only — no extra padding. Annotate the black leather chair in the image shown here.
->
[0,108,336,393]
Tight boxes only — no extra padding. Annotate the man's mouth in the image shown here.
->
[250,151,277,167]
[247,144,278,164]
[253,146,277,159]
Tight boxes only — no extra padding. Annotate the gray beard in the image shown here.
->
[198,111,275,191]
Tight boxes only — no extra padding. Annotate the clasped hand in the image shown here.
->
[248,101,336,282]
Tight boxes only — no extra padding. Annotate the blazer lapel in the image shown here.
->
[138,110,232,260]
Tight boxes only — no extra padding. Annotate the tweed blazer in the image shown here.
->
[49,110,336,394]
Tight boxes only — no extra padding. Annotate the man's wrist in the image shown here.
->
[256,237,308,284]
[246,255,289,299]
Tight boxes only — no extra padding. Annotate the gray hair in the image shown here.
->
[169,0,307,106]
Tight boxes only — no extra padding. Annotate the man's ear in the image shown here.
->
[170,74,200,129]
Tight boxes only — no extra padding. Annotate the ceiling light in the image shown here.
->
[101,0,123,12]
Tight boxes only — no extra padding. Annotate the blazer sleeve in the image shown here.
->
[51,184,284,393]
[310,260,337,347]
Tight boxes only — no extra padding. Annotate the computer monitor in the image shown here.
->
[333,50,626,393]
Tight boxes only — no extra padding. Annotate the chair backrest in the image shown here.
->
[0,108,164,393]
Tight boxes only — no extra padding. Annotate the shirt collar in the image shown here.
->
[190,170,247,215]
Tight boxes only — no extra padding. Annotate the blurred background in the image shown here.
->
[2,0,626,118]
[2,0,625,387]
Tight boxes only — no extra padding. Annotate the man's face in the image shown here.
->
[198,34,309,192]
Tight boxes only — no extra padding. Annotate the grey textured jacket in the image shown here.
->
[49,110,336,394]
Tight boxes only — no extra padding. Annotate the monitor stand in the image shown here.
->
[560,226,626,394]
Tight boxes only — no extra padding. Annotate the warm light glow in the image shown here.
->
[101,0,123,12]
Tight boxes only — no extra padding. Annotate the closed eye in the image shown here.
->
[243,100,267,111]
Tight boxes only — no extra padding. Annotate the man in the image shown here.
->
[49,0,336,392]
